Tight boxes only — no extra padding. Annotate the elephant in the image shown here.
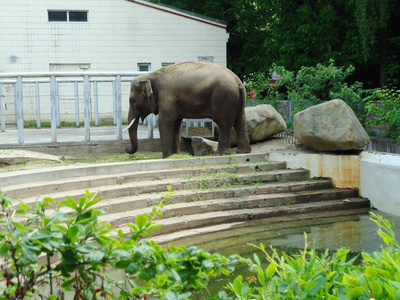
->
[124,61,251,158]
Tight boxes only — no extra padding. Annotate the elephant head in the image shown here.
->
[124,78,158,154]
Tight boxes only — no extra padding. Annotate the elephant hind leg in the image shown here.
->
[234,114,251,154]
[216,125,232,156]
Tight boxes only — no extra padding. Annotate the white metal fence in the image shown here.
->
[0,71,150,144]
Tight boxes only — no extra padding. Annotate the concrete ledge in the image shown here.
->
[266,151,361,189]
[360,151,400,215]
[267,150,400,217]
[0,152,268,186]
[0,139,164,156]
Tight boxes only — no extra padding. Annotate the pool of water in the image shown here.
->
[184,210,400,298]
[174,211,400,257]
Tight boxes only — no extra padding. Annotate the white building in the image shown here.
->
[0,0,229,123]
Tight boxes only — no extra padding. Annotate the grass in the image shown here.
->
[24,121,128,128]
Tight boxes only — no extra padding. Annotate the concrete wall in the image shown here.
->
[266,151,400,217]
[360,152,400,215]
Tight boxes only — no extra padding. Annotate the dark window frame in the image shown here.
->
[48,10,88,22]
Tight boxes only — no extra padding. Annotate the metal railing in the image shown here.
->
[0,71,149,144]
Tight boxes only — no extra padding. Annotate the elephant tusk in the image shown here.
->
[123,118,136,132]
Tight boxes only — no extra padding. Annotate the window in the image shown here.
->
[48,10,88,22]
[198,56,214,63]
[162,62,175,67]
[138,63,151,72]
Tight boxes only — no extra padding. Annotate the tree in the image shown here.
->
[151,0,400,88]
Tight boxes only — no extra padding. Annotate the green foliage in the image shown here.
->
[219,212,400,299]
[0,190,250,299]
[247,61,368,129]
[364,88,400,142]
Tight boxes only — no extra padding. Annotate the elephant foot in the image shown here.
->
[215,148,232,156]
[236,145,252,154]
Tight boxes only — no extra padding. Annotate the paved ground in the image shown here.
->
[0,124,159,145]
[0,124,298,166]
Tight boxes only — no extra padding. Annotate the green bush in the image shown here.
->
[0,189,250,299]
[221,212,400,300]
[246,61,368,130]
[364,88,400,143]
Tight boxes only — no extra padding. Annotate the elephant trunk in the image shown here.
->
[125,117,140,154]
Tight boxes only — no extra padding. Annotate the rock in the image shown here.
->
[0,150,62,165]
[218,104,287,145]
[245,104,287,143]
[294,99,370,151]
[191,137,218,156]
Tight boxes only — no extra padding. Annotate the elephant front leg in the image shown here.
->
[158,116,175,158]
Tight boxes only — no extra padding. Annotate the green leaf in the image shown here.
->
[31,230,52,240]
[11,221,30,232]
[135,215,148,230]
[115,260,131,269]
[265,262,276,280]
[257,266,266,286]
[346,286,365,298]
[15,208,26,215]
[241,282,249,295]
[146,224,163,234]
[61,278,76,291]
[59,196,77,209]
[369,280,383,298]
[220,267,230,276]
[202,260,214,270]
[0,241,11,256]
[112,249,130,259]
[87,251,104,263]
[66,225,80,243]
[84,197,102,210]
[21,244,39,265]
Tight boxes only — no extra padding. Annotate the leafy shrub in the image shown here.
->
[246,61,368,129]
[221,212,400,300]
[0,190,250,299]
[364,88,400,143]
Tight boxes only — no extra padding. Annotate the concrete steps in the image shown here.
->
[1,153,371,244]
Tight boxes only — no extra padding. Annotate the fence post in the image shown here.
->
[116,75,122,140]
[16,76,24,144]
[0,84,5,132]
[93,81,99,126]
[35,81,41,128]
[147,114,154,139]
[112,80,117,125]
[14,84,17,125]
[84,75,90,141]
[50,75,57,142]
[74,81,80,127]
[56,81,60,127]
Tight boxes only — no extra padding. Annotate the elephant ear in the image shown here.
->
[140,80,153,98]
[140,80,157,114]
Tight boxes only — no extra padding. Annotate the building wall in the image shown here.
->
[0,0,228,123]
[0,0,228,72]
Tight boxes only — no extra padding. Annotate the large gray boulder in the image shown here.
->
[223,104,287,145]
[294,99,370,151]
[245,104,287,143]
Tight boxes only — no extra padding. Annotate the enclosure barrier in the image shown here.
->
[0,71,150,144]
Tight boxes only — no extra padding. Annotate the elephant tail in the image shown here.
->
[237,82,246,117]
